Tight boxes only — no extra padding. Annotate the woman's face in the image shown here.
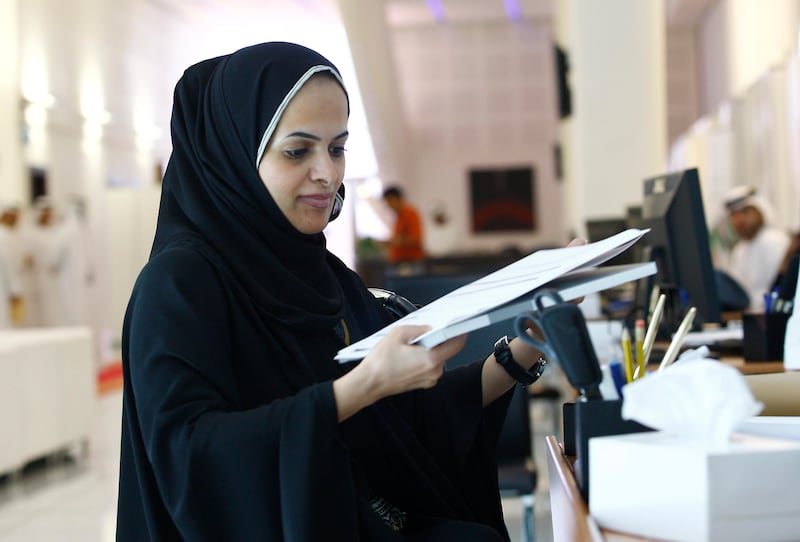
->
[258,75,349,234]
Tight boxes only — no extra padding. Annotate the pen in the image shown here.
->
[642,293,666,365]
[608,360,626,397]
[658,306,697,371]
[648,285,661,321]
[634,318,645,379]
[764,289,778,313]
[621,327,635,383]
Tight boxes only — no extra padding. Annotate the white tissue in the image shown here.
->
[621,359,764,449]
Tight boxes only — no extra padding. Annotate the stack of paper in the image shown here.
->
[336,228,655,362]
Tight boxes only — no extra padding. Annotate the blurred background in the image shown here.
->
[1,0,799,360]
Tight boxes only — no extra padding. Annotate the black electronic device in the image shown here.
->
[367,287,419,319]
[515,289,603,401]
[638,168,721,335]
[329,184,345,221]
[585,207,646,270]
[585,217,633,267]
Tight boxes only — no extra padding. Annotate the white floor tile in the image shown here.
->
[0,392,120,542]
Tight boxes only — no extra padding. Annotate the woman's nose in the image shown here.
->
[311,154,338,185]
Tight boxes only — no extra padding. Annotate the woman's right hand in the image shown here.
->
[332,325,466,422]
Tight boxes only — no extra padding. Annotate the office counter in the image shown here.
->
[703,357,799,415]
[0,327,96,476]
[744,370,800,415]
[546,435,655,542]
[546,366,799,541]
[720,357,784,374]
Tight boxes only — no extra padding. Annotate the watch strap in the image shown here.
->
[494,336,547,386]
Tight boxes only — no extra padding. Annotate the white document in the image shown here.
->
[682,326,744,346]
[336,228,652,362]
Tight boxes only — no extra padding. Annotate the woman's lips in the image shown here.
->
[299,193,333,209]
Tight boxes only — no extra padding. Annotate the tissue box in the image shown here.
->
[589,431,800,542]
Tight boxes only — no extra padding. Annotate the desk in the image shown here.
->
[701,357,797,415]
[546,370,800,541]
[545,435,653,541]
[745,371,800,415]
[653,338,785,375]
[0,327,96,476]
[645,355,784,375]
[719,356,785,374]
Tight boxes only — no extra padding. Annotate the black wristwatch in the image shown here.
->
[493,335,547,386]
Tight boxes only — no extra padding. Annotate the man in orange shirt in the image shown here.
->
[382,186,425,271]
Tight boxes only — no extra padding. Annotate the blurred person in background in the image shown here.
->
[0,204,23,327]
[722,186,790,311]
[58,196,96,326]
[27,196,97,328]
[382,185,426,276]
[27,197,61,326]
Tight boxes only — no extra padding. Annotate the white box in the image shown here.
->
[589,431,800,542]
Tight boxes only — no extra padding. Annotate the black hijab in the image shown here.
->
[151,42,350,331]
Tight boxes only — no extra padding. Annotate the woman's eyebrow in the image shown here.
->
[285,130,349,141]
[285,131,320,141]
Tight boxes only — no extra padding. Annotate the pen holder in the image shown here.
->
[562,398,653,503]
[743,312,789,361]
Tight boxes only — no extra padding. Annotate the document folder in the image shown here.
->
[337,229,655,362]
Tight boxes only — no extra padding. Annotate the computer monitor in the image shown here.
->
[585,217,633,266]
[626,205,643,229]
[639,168,721,333]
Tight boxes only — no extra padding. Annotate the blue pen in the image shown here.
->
[608,360,626,398]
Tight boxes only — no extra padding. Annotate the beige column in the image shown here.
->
[0,0,25,203]
[336,0,410,184]
[557,0,667,237]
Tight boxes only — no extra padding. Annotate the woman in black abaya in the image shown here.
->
[116,42,549,541]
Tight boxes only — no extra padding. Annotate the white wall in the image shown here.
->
[666,28,700,145]
[672,0,800,234]
[0,0,24,202]
[391,20,563,253]
[565,0,667,235]
[698,0,800,115]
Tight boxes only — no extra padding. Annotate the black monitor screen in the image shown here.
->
[585,217,633,267]
[640,168,721,331]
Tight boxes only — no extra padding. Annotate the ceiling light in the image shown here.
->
[425,0,446,22]
[503,0,522,21]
